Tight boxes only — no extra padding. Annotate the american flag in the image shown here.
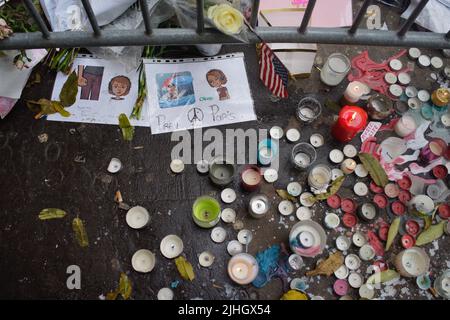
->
[259,43,289,98]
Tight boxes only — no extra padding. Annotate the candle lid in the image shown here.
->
[157,288,174,300]
[287,182,302,197]
[199,251,215,267]
[221,208,236,223]
[269,126,284,140]
[196,159,209,174]
[359,244,376,261]
[126,206,150,229]
[227,240,244,256]
[389,59,403,71]
[405,86,418,98]
[384,72,397,84]
[288,254,304,271]
[286,128,301,143]
[107,158,122,173]
[237,229,253,245]
[263,168,278,183]
[348,272,364,288]
[401,234,415,249]
[373,194,389,209]
[170,159,185,173]
[296,206,312,221]
[341,198,357,213]
[397,176,412,190]
[160,235,184,259]
[336,235,351,251]
[221,188,236,204]
[327,194,341,209]
[211,227,227,243]
[278,200,295,216]
[405,219,421,236]
[299,192,315,207]
[131,249,156,273]
[359,284,375,299]
[345,253,362,270]
[331,168,344,181]
[354,182,368,196]
[438,203,450,220]
[343,144,358,158]
[398,72,411,85]
[334,265,349,280]
[355,164,369,178]
[329,149,344,164]
[352,232,367,247]
[342,213,358,228]
[310,133,325,148]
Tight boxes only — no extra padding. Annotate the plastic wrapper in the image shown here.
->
[166,0,250,43]
[401,0,450,33]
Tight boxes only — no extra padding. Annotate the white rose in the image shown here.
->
[207,4,244,35]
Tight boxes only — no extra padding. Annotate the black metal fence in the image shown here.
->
[0,0,449,50]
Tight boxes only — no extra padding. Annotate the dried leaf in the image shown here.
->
[27,99,70,117]
[38,208,67,220]
[59,71,78,107]
[175,256,195,281]
[118,113,134,141]
[118,273,132,300]
[276,189,297,202]
[385,217,400,251]
[358,153,389,187]
[423,216,432,230]
[72,217,89,247]
[366,270,400,284]
[308,176,345,202]
[105,291,119,300]
[306,252,343,277]
[415,221,445,246]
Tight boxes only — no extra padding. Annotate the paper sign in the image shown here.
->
[361,121,382,142]
[48,55,149,127]
[144,52,256,135]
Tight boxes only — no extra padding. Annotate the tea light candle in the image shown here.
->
[430,56,444,70]
[296,97,322,123]
[157,288,174,300]
[418,90,430,102]
[408,97,422,110]
[324,213,340,229]
[298,231,315,248]
[320,53,351,86]
[248,194,270,219]
[359,284,375,299]
[418,55,431,68]
[209,156,235,186]
[288,254,304,271]
[258,139,278,166]
[227,253,259,285]
[394,247,430,277]
[221,208,236,223]
[341,158,357,175]
[367,94,394,120]
[405,86,418,98]
[269,126,284,140]
[384,72,397,85]
[397,72,411,85]
[292,143,317,170]
[131,249,156,273]
[126,206,150,229]
[343,81,368,104]
[389,84,403,99]
[408,48,421,60]
[308,164,332,190]
[431,88,450,107]
[241,165,262,192]
[192,196,221,228]
[287,182,302,197]
[336,236,351,251]
[394,114,417,137]
[227,240,243,256]
[389,59,403,71]
[310,133,325,148]
[358,203,378,222]
[286,128,301,143]
[331,106,368,143]
[160,235,184,259]
[107,158,122,173]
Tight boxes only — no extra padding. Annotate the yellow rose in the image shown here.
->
[207,4,244,35]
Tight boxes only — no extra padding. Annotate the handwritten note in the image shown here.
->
[361,121,382,142]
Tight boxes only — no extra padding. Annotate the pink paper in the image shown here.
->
[361,121,382,142]
[0,96,17,119]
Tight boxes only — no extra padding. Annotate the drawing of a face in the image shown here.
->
[108,76,131,100]
[207,74,222,88]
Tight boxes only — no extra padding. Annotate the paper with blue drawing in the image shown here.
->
[144,52,256,134]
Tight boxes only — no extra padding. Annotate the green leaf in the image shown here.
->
[38,208,67,220]
[118,113,134,141]
[175,256,195,281]
[59,71,78,107]
[307,176,345,202]
[415,221,445,246]
[358,153,389,187]
[386,217,400,251]
[118,273,132,300]
[276,189,297,202]
[366,270,400,284]
[51,101,71,117]
[72,217,89,247]
[27,99,71,117]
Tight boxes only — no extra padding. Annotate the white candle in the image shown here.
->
[227,253,259,285]
[344,81,366,103]
[341,158,357,175]
[126,206,150,229]
[131,249,156,273]
[394,115,416,137]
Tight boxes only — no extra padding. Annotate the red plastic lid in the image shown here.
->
[438,203,450,219]
[401,234,415,249]
[378,225,389,241]
[385,183,400,198]
[333,279,349,296]
[391,201,406,216]
[370,181,384,194]
[432,165,448,180]
[405,220,420,236]
[397,176,412,190]
[327,194,342,209]
[373,194,388,209]
[398,190,412,204]
[342,213,358,228]
[341,198,357,213]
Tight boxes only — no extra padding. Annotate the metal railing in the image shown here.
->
[0,0,449,50]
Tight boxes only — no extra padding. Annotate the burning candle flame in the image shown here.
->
[350,112,357,122]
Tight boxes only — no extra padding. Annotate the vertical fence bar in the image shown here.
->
[23,0,50,39]
[298,0,316,33]
[446,30,450,39]
[348,0,372,34]
[398,0,429,37]
[250,0,260,28]
[80,0,101,36]
[197,0,204,33]
[139,0,152,35]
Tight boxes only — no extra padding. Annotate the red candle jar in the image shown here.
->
[331,106,368,143]
[240,165,262,192]
[420,138,448,163]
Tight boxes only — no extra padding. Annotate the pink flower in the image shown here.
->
[0,18,13,40]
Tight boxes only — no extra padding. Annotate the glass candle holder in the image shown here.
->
[291,143,317,170]
[320,53,351,86]
[257,139,278,166]
[248,194,270,219]
[227,253,259,285]
[420,138,447,163]
[192,196,221,228]
[209,156,235,186]
[308,164,332,190]
[367,94,394,120]
[296,97,322,123]
[240,165,262,192]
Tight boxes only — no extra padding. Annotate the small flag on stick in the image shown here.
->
[259,43,289,98]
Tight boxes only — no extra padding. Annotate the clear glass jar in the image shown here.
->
[320,53,351,86]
